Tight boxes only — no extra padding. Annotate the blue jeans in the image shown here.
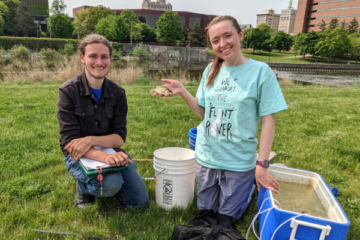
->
[64,154,149,208]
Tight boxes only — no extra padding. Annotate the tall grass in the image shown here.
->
[11,45,31,57]
[0,56,193,84]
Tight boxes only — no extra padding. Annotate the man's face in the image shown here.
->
[80,43,111,81]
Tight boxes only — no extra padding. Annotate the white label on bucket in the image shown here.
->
[163,179,173,205]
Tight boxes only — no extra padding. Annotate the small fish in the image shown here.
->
[150,86,172,95]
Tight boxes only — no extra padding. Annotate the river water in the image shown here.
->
[1,57,359,87]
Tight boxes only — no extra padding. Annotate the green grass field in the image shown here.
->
[208,48,360,65]
[0,82,359,239]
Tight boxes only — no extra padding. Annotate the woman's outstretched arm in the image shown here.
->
[153,79,205,119]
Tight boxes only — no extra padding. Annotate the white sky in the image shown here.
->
[49,0,299,27]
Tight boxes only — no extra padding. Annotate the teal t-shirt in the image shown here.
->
[195,59,287,172]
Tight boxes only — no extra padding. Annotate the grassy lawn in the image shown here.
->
[208,48,359,65]
[0,82,359,239]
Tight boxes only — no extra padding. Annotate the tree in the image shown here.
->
[1,0,19,34]
[156,11,184,44]
[0,15,4,35]
[351,38,360,63]
[120,9,140,25]
[186,21,206,47]
[319,19,327,32]
[347,17,359,34]
[242,28,252,49]
[247,24,271,53]
[0,2,8,35]
[95,15,129,41]
[49,13,74,38]
[119,10,142,40]
[262,38,273,52]
[14,2,36,37]
[50,0,66,15]
[304,30,320,57]
[73,5,114,37]
[349,32,360,39]
[0,2,8,16]
[293,32,307,59]
[316,28,352,62]
[329,18,339,29]
[140,22,155,41]
[340,20,346,29]
[132,22,144,41]
[270,31,293,52]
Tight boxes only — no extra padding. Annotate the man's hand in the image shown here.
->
[103,151,133,166]
[255,166,280,194]
[64,137,93,161]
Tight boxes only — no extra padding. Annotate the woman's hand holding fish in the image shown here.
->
[255,166,280,194]
[156,79,185,97]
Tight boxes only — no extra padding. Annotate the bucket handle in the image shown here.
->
[290,218,331,240]
[155,166,168,177]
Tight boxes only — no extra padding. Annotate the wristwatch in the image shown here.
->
[256,159,270,168]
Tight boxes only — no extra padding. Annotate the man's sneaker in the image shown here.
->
[75,181,95,209]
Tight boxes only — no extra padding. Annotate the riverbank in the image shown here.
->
[0,83,359,239]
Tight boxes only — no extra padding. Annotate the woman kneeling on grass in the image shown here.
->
[153,16,287,235]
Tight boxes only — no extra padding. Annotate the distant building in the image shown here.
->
[20,0,48,15]
[241,24,253,30]
[73,6,92,18]
[294,0,360,35]
[256,9,280,30]
[73,6,216,36]
[113,9,216,35]
[142,0,172,11]
[278,8,297,34]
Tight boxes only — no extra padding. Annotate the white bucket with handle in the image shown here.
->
[153,147,196,209]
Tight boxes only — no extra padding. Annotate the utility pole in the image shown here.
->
[130,23,132,45]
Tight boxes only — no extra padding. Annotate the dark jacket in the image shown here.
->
[57,72,127,156]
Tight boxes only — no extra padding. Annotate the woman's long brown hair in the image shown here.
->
[205,16,242,88]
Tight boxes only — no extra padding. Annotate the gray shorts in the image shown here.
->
[195,162,256,220]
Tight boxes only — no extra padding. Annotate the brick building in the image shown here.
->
[294,0,360,35]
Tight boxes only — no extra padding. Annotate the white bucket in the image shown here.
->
[153,147,196,210]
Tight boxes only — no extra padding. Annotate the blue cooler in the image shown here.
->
[188,127,197,150]
[257,165,350,240]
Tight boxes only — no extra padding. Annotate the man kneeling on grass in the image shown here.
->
[56,34,149,209]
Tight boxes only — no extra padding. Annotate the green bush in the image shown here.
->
[112,49,123,58]
[0,48,7,55]
[38,48,58,57]
[11,45,31,57]
[132,42,150,58]
[63,44,75,56]
[0,37,123,53]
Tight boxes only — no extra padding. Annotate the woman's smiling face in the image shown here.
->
[208,20,243,64]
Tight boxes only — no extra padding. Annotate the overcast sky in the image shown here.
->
[50,0,299,27]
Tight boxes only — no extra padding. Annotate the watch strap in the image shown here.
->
[256,159,270,168]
